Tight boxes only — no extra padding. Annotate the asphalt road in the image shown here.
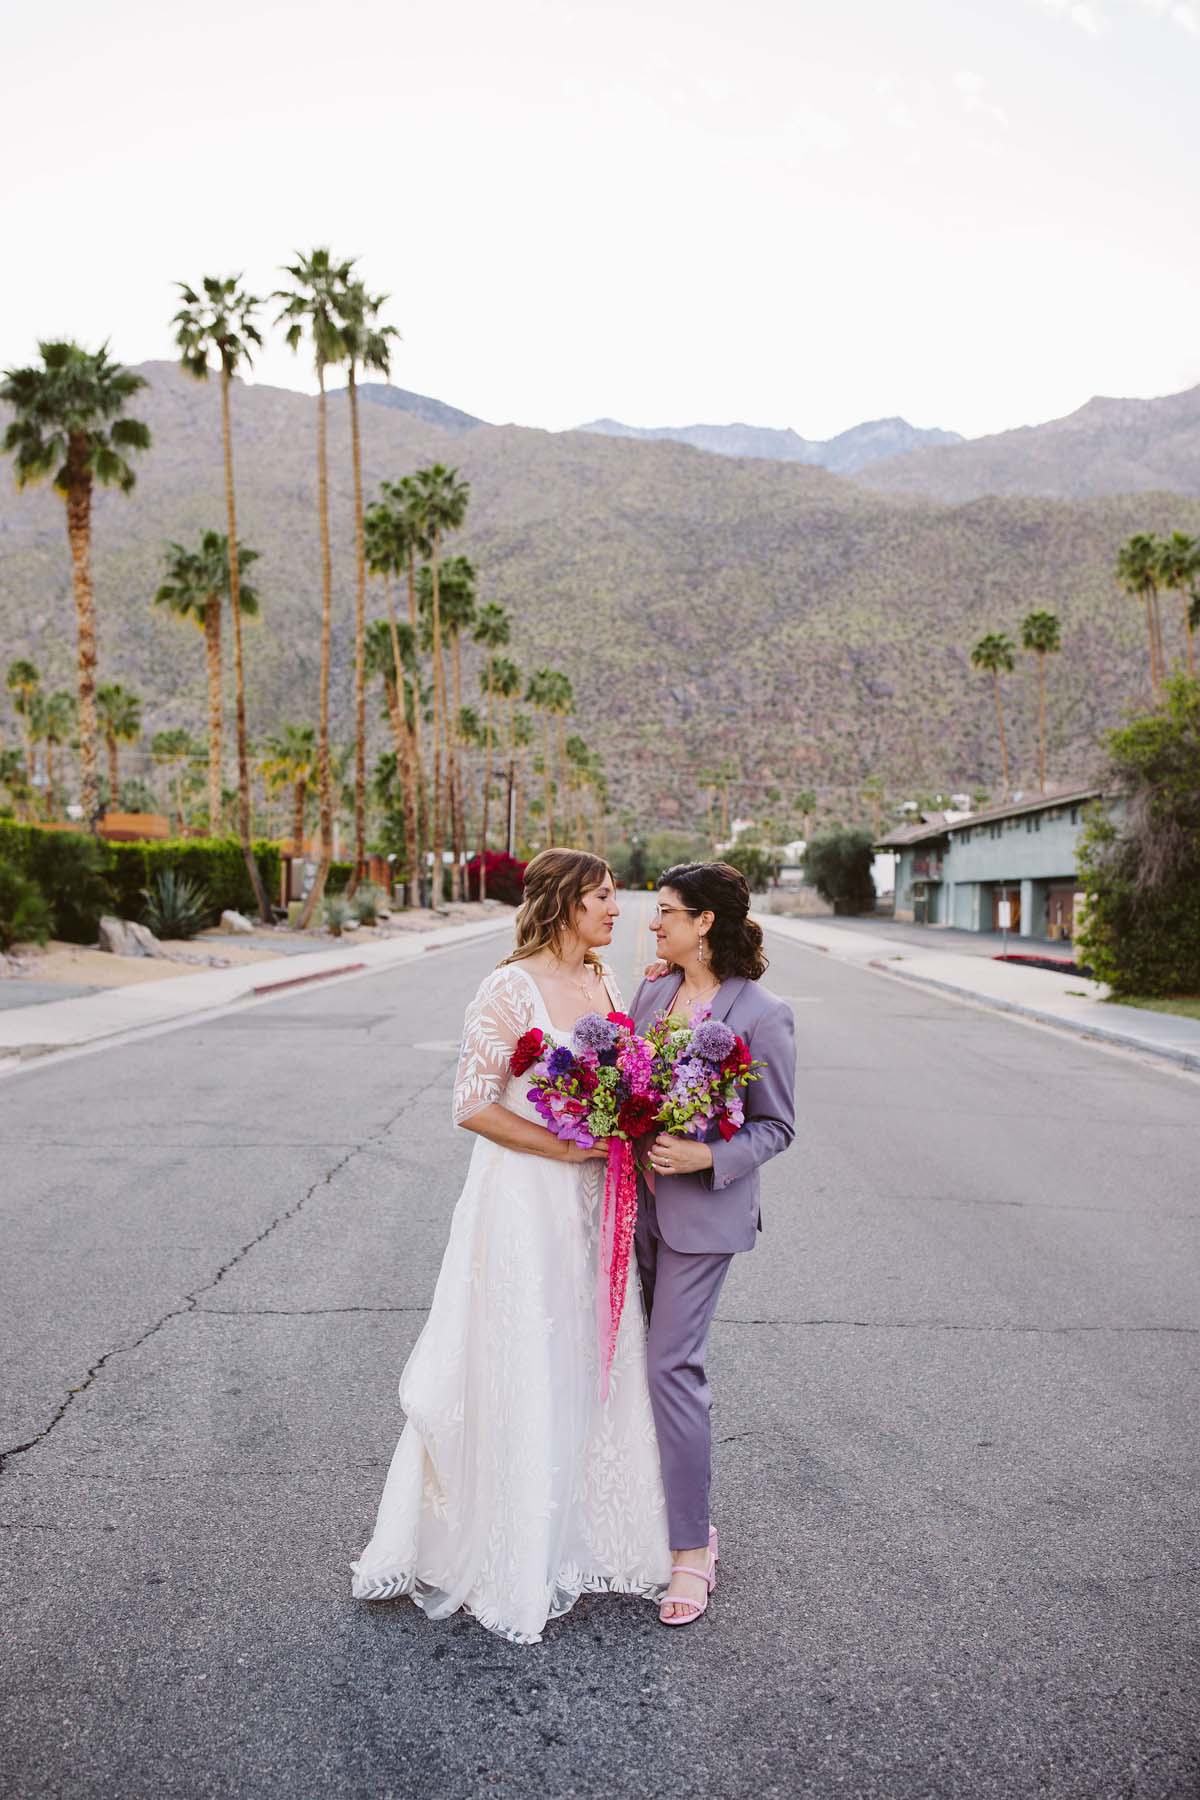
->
[2,900,1197,1800]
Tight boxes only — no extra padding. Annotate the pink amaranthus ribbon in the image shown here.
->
[596,1138,639,1401]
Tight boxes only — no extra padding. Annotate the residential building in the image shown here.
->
[879,784,1102,940]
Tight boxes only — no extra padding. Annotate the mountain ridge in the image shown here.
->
[856,382,1200,500]
[4,360,1197,831]
[576,414,964,473]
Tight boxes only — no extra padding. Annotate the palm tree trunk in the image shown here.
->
[204,596,223,832]
[1037,650,1047,794]
[385,578,421,910]
[506,695,517,858]
[297,362,335,929]
[430,540,446,907]
[293,778,306,849]
[106,735,120,809]
[1185,604,1197,678]
[346,364,367,898]
[64,442,99,827]
[449,635,465,901]
[542,712,554,842]
[993,670,1010,795]
[480,672,494,901]
[1151,589,1166,688]
[221,367,272,921]
[404,549,429,902]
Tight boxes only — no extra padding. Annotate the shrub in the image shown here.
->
[0,859,53,951]
[723,842,781,893]
[141,870,213,941]
[466,851,527,905]
[107,837,280,922]
[349,883,384,925]
[325,860,354,896]
[0,821,113,943]
[1077,674,1200,996]
[0,824,281,942]
[324,893,351,935]
[803,827,876,914]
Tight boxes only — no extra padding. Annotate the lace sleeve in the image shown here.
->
[452,966,536,1125]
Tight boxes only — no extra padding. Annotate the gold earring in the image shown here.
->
[698,935,708,965]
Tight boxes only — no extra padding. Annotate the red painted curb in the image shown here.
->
[250,962,366,997]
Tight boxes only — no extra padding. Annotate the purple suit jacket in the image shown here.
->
[630,972,797,1255]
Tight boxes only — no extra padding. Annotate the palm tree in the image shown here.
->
[275,249,355,925]
[490,657,523,856]
[95,682,142,807]
[151,728,199,834]
[473,603,511,899]
[408,465,469,903]
[1116,532,1165,692]
[42,690,77,813]
[259,724,316,849]
[544,669,575,841]
[365,493,425,906]
[339,280,400,895]
[364,615,422,900]
[794,787,818,844]
[174,275,272,918]
[153,531,260,831]
[5,660,41,786]
[1020,610,1061,794]
[1156,530,1199,678]
[510,709,535,853]
[0,747,30,818]
[421,554,477,898]
[1,342,150,823]
[524,669,556,842]
[971,631,1017,795]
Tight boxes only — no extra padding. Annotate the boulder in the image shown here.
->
[219,910,255,934]
[98,915,164,958]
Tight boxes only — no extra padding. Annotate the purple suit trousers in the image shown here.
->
[631,973,797,1549]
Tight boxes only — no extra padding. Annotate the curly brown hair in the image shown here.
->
[658,861,768,981]
[501,847,615,969]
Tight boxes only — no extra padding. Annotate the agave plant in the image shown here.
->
[349,883,383,925]
[141,869,212,941]
[324,893,351,936]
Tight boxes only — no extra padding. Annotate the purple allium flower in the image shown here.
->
[691,1019,736,1063]
[572,1013,619,1055]
[547,1044,576,1079]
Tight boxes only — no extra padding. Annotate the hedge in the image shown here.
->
[0,821,280,942]
[106,837,281,922]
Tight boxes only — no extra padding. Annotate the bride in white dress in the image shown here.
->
[352,848,670,1643]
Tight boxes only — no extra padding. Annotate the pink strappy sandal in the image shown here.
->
[658,1526,719,1627]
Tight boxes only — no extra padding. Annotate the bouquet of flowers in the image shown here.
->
[644,1010,763,1143]
[510,1009,660,1398]
[510,1010,659,1150]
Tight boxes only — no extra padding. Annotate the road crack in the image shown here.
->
[0,1069,449,1479]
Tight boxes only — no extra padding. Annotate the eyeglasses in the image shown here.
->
[650,904,698,925]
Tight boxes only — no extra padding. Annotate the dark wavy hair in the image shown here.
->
[658,862,768,981]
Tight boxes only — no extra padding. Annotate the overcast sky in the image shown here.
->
[4,0,1198,440]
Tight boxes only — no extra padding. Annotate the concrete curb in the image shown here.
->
[0,914,515,1072]
[865,957,1200,1075]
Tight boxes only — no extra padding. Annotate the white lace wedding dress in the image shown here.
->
[351,961,670,1644]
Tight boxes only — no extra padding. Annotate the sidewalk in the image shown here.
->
[0,914,514,1066]
[759,914,1200,1074]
